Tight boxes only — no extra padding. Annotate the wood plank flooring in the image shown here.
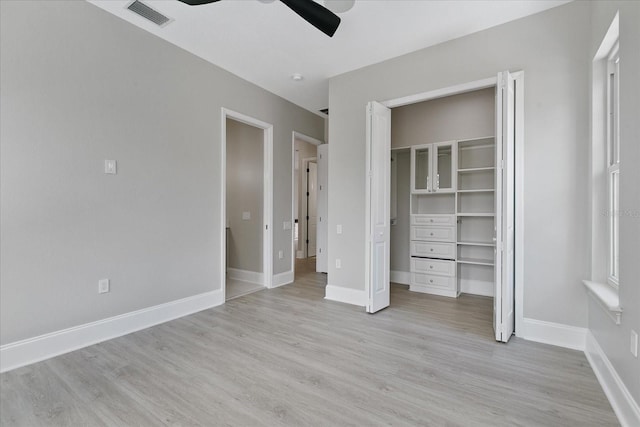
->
[1,258,618,426]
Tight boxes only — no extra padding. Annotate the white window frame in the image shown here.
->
[606,42,620,288]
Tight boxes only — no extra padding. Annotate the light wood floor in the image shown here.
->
[1,258,618,426]
[226,277,264,301]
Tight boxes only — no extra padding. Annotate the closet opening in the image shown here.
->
[365,73,524,343]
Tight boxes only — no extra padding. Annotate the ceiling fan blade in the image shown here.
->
[280,0,341,37]
[177,0,221,5]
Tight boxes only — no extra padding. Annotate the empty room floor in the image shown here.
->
[226,277,264,300]
[1,262,617,426]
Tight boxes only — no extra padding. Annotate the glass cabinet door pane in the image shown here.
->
[414,147,430,190]
[436,145,453,191]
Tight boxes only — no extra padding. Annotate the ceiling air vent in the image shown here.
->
[127,1,172,27]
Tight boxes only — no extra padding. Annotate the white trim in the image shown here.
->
[390,270,410,285]
[0,289,224,373]
[513,71,525,338]
[583,280,622,324]
[272,270,294,288]
[226,268,265,285]
[325,284,366,307]
[382,77,497,109]
[520,318,587,351]
[291,132,323,277]
[221,108,274,301]
[585,331,640,427]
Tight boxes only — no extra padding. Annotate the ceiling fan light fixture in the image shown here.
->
[324,0,355,14]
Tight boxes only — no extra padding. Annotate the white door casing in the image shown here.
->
[307,161,318,257]
[365,101,391,313]
[494,71,516,342]
[316,144,329,272]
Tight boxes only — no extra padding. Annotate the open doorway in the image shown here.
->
[221,109,273,301]
[365,73,524,343]
[291,132,326,277]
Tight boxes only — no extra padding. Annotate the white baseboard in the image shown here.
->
[272,270,294,288]
[0,289,224,373]
[325,284,366,307]
[585,331,640,427]
[521,317,587,351]
[390,270,410,285]
[227,268,264,285]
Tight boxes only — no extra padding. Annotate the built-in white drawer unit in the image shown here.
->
[411,214,456,226]
[410,226,456,242]
[410,257,455,277]
[410,241,455,259]
[411,273,456,290]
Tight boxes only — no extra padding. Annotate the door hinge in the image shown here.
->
[266,225,268,230]
[306,239,309,244]
[306,192,310,196]
[306,215,309,220]
[307,168,310,173]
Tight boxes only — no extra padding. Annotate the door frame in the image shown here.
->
[290,132,324,273]
[221,108,273,302]
[368,73,525,336]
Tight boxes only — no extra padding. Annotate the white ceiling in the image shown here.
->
[89,0,570,115]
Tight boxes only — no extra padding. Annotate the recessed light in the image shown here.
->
[291,73,304,81]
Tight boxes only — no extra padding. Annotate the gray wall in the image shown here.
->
[0,0,324,345]
[390,150,410,273]
[588,1,640,406]
[226,119,263,272]
[391,88,495,148]
[389,89,495,275]
[328,1,591,327]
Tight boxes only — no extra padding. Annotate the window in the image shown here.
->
[607,43,620,287]
[606,42,620,288]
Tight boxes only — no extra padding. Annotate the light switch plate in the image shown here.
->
[242,211,251,220]
[278,250,284,259]
[104,160,117,175]
[337,224,343,234]
[335,259,341,269]
[631,330,638,358]
[98,279,110,294]
[283,221,292,230]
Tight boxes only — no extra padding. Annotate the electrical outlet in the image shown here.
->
[278,250,284,259]
[98,279,110,294]
[242,211,251,220]
[335,259,341,269]
[337,224,343,234]
[631,330,638,358]
[104,160,117,175]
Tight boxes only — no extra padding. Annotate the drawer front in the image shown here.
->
[411,258,455,276]
[411,273,456,290]
[410,226,456,242]
[411,215,455,226]
[410,241,455,259]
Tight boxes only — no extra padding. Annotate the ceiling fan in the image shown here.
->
[177,0,345,37]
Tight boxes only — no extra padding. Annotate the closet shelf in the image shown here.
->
[457,257,494,266]
[457,241,495,247]
[456,213,495,217]
[457,189,495,193]
[457,167,495,173]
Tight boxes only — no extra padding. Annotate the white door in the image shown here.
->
[316,145,329,272]
[366,101,391,313]
[494,71,516,342]
[307,161,318,257]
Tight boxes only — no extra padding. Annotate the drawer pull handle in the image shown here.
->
[429,265,434,269]
[430,232,434,236]
[430,219,434,223]
[430,279,434,283]
[430,248,434,252]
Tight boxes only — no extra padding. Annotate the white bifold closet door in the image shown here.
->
[494,70,516,342]
[365,101,391,313]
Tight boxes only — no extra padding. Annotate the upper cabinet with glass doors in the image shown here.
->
[411,141,457,193]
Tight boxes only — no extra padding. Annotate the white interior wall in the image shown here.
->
[0,0,324,345]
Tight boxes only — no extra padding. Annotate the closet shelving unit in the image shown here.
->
[408,136,496,298]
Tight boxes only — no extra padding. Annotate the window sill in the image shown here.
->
[582,280,622,325]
